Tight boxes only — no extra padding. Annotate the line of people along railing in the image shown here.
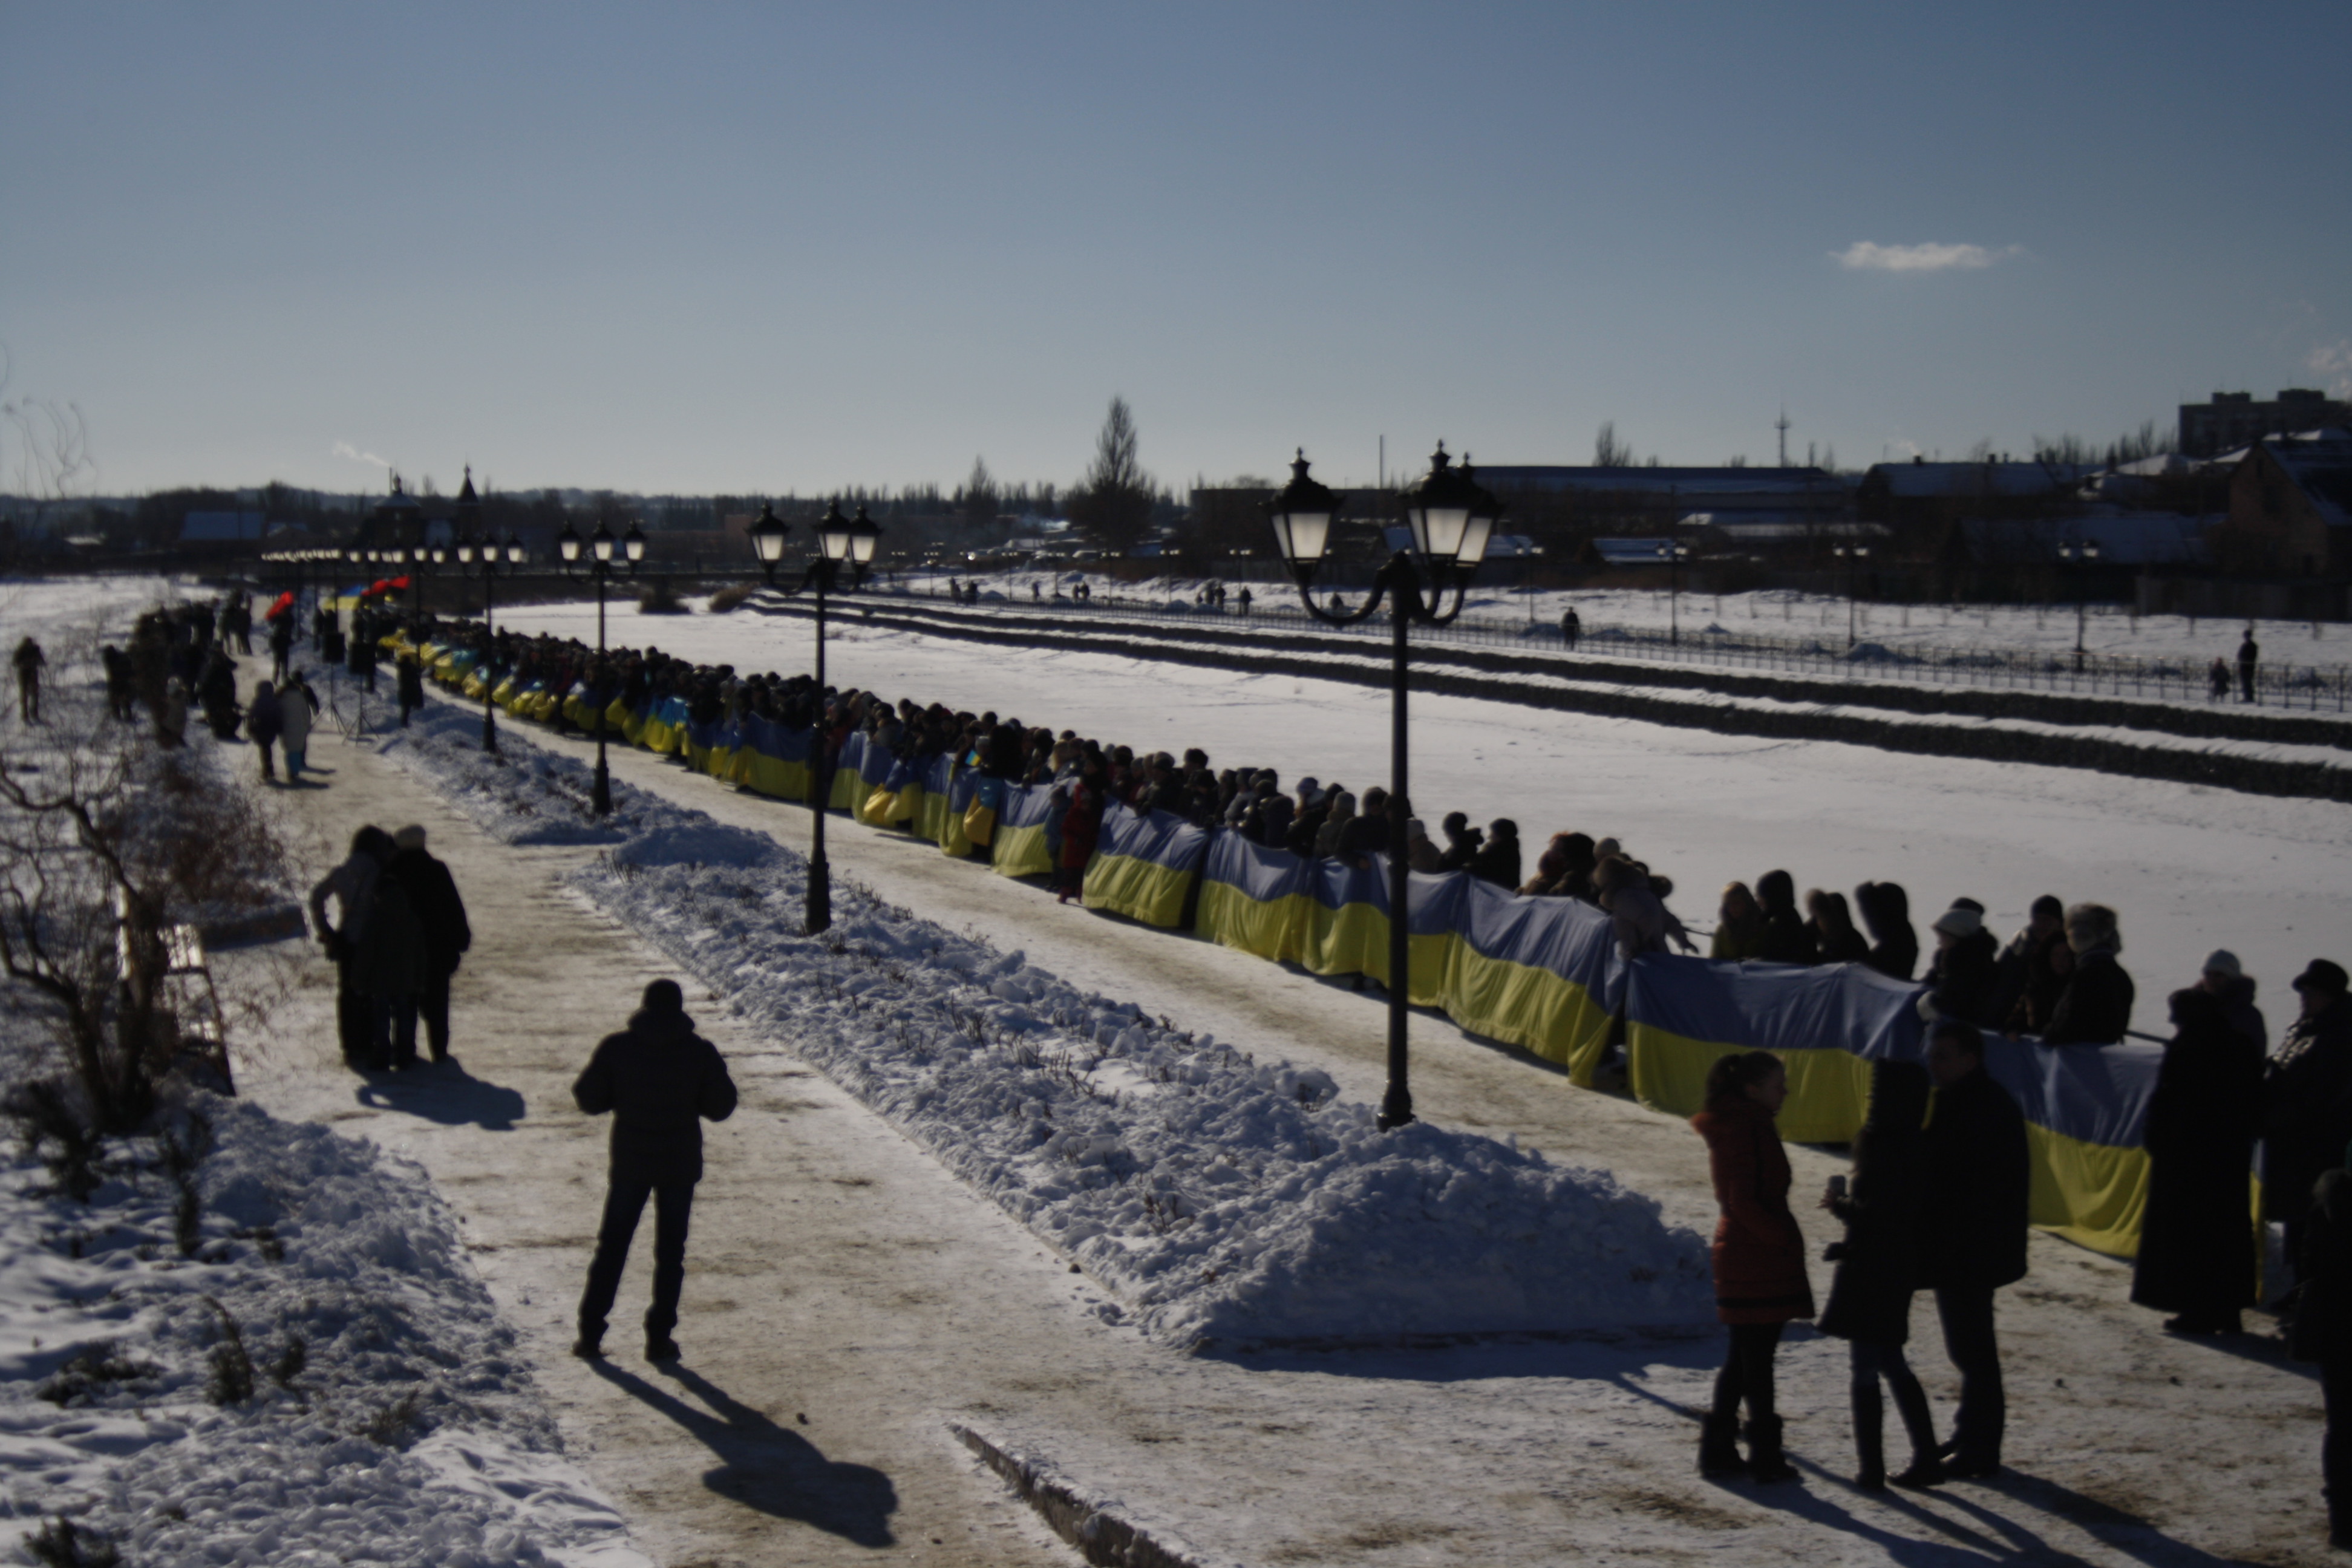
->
[893,579,2352,713]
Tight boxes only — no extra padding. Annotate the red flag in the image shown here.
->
[263,591,295,621]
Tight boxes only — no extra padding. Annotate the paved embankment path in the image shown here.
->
[223,675,2339,1566]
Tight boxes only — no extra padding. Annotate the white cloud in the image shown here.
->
[1834,241,2022,273]
[2308,340,2352,399]
[332,440,391,468]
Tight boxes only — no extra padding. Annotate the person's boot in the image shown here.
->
[1745,1415,1798,1483]
[646,1334,681,1362]
[1852,1382,1886,1491]
[1889,1377,1945,1488]
[1697,1413,1747,1477]
[571,1329,604,1360]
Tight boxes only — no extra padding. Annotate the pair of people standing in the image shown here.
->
[1693,1019,2028,1488]
[308,823,471,1070]
[244,675,317,783]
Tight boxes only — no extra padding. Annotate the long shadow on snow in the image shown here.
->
[592,1361,898,1547]
[353,1062,526,1131]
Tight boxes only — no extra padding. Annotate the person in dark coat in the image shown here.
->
[1467,818,1521,890]
[2198,950,2267,1053]
[1918,1019,2030,1477]
[1994,895,2069,1036]
[2131,986,2264,1334]
[1692,1050,1812,1481]
[2238,627,2259,704]
[2264,960,2352,1292]
[1856,881,1918,982]
[1054,754,1107,904]
[396,647,426,727]
[1435,811,1481,874]
[11,636,44,724]
[1819,1060,1942,1490]
[1753,870,1815,965]
[573,978,739,1362]
[1921,903,2001,1026]
[269,610,295,683]
[386,825,472,1065]
[2292,1166,2352,1550]
[2042,902,2133,1045]
[352,848,426,1070]
[245,680,284,783]
[309,825,394,1066]
[1806,889,1870,964]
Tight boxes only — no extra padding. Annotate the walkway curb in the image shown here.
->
[951,1423,1218,1568]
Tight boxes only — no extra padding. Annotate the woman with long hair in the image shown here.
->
[1692,1050,1812,1481]
[1818,1059,1943,1489]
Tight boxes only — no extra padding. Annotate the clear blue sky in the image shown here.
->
[4,1,2347,498]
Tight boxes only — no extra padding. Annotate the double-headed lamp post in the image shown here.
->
[2058,539,2101,665]
[748,498,880,935]
[557,517,647,814]
[1832,542,1872,648]
[1266,445,1498,1131]
[1655,539,1694,645]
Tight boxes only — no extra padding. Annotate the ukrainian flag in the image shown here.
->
[1082,803,1212,927]
[991,780,1059,878]
[1440,879,1619,1083]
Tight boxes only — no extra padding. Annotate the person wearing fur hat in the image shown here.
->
[2041,903,2134,1045]
[2264,960,2352,1290]
[1921,903,2001,1027]
[2198,949,2267,1053]
[2132,982,2265,1335]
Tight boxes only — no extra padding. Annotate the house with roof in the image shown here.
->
[2207,427,2352,579]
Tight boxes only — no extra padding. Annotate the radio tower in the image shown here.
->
[1775,407,1792,468]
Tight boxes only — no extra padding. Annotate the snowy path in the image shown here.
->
[229,719,1082,1566]
[397,685,2340,1566]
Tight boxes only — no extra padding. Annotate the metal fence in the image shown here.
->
[889,581,2352,713]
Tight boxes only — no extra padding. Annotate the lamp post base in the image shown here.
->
[806,851,832,935]
[1376,1089,1415,1131]
[592,751,612,816]
[482,705,498,757]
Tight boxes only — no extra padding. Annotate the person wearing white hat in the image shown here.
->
[1920,903,1999,1027]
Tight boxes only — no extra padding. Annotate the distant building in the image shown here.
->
[2207,427,2352,578]
[2179,389,2351,459]
[1474,465,1846,524]
[178,511,267,543]
[1855,459,2098,527]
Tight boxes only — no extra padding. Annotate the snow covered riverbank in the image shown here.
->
[379,704,1713,1348]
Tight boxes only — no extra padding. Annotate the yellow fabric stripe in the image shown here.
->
[992,823,1054,879]
[1082,853,1194,927]
[2027,1125,2149,1259]
[1444,945,1615,1085]
[1195,882,1311,964]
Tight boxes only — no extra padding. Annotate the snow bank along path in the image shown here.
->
[382,704,1713,1347]
[0,1095,650,1568]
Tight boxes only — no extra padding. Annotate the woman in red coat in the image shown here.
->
[1692,1049,1814,1481]
[1055,753,1108,903]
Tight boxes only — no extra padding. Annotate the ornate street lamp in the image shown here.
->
[1655,538,1694,646]
[760,498,883,935]
[1832,542,1872,649]
[2058,539,2101,666]
[1266,445,1497,1130]
[557,517,640,814]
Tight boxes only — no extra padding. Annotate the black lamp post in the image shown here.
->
[1655,538,1693,646]
[2058,539,2100,666]
[758,497,880,935]
[1266,445,1497,1131]
[1832,542,1872,648]
[558,517,645,815]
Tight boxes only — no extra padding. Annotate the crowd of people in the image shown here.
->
[247,595,2352,1541]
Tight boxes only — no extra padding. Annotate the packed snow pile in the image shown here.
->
[0,1092,647,1566]
[388,707,1713,1347]
[379,714,635,846]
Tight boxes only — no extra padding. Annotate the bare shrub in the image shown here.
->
[708,583,757,613]
[202,1296,255,1406]
[25,1515,119,1568]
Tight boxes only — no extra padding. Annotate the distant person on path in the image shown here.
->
[279,671,316,782]
[2209,656,2232,703]
[246,680,284,783]
[2131,981,2264,1336]
[2264,961,2352,1298]
[1561,606,1581,650]
[1819,1059,1944,1490]
[2290,1161,2352,1550]
[12,636,44,723]
[1693,1049,1812,1482]
[386,825,471,1065]
[1919,1019,2030,1478]
[396,648,426,727]
[1236,585,1252,616]
[269,610,295,683]
[2240,627,2261,704]
[573,978,739,1363]
[100,645,134,722]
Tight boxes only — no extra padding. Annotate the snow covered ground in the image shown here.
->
[0,578,650,1566]
[497,595,2352,1025]
[379,705,1715,1347]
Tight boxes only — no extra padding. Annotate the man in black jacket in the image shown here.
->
[573,979,738,1362]
[2265,959,2352,1292]
[1919,1019,2030,1477]
[386,825,471,1065]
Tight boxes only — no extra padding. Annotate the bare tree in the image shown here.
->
[958,456,998,526]
[1593,421,1636,468]
[1068,396,1155,552]
[1,347,98,537]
